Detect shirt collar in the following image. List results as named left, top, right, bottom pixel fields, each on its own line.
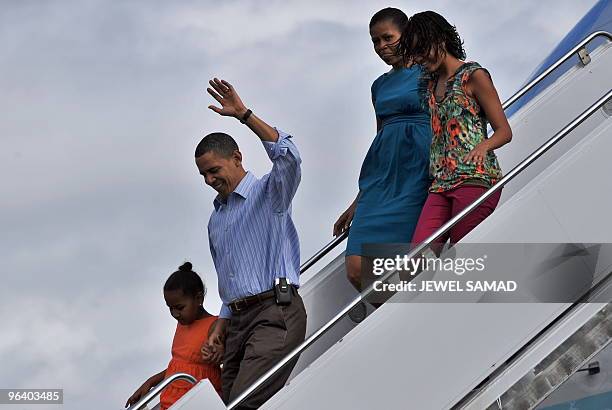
left=213, top=171, right=256, bottom=210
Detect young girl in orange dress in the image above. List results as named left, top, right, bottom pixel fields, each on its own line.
left=125, top=262, right=222, bottom=409
left=400, top=11, right=512, bottom=252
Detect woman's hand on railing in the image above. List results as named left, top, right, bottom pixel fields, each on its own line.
left=333, top=202, right=356, bottom=237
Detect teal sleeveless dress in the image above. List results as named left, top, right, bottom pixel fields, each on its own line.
left=346, top=66, right=432, bottom=256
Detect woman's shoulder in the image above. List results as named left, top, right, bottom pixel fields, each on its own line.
left=371, top=72, right=387, bottom=95
left=460, top=61, right=490, bottom=78
left=457, top=61, right=490, bottom=89
left=464, top=61, right=483, bottom=68
left=371, top=65, right=421, bottom=91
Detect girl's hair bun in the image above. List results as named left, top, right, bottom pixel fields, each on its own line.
left=178, top=261, right=193, bottom=272
left=165, top=261, right=205, bottom=298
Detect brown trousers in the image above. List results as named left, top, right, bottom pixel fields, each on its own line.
left=222, top=292, right=307, bottom=409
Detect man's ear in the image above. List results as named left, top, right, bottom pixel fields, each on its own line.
left=232, top=150, right=243, bottom=166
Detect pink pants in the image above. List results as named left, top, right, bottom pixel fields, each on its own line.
left=411, top=185, right=502, bottom=253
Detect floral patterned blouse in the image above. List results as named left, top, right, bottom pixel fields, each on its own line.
left=425, top=61, right=502, bottom=192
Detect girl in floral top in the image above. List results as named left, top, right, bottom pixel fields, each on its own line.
left=400, top=11, right=512, bottom=252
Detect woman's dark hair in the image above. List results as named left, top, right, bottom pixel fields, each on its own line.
left=399, top=11, right=466, bottom=62
left=369, top=7, right=408, bottom=31
left=163, top=262, right=206, bottom=298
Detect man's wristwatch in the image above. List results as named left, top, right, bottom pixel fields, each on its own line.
left=239, top=109, right=253, bottom=124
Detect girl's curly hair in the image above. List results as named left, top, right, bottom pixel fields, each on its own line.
left=399, top=11, right=466, bottom=63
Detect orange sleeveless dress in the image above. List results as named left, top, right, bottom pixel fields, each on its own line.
left=160, top=315, right=222, bottom=410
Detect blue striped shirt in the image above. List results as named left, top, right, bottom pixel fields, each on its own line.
left=207, top=129, right=301, bottom=319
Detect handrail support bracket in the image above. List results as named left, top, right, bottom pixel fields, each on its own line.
left=578, top=46, right=591, bottom=65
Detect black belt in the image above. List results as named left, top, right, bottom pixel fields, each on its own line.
left=228, top=286, right=298, bottom=314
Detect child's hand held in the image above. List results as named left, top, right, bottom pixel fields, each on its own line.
left=201, top=343, right=213, bottom=361
left=201, top=340, right=224, bottom=365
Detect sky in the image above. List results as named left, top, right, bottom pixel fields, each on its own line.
left=0, top=0, right=599, bottom=409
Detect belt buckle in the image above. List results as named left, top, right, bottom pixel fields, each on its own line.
left=232, top=298, right=247, bottom=312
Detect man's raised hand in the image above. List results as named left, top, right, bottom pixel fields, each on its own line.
left=207, top=78, right=248, bottom=119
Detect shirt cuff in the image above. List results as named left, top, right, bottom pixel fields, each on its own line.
left=219, top=303, right=232, bottom=319
left=262, top=128, right=292, bottom=160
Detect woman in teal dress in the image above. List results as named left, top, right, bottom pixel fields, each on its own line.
left=333, top=8, right=432, bottom=290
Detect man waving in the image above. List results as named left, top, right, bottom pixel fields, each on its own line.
left=198, top=78, right=307, bottom=409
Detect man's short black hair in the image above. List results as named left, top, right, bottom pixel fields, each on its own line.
left=195, top=132, right=239, bottom=158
